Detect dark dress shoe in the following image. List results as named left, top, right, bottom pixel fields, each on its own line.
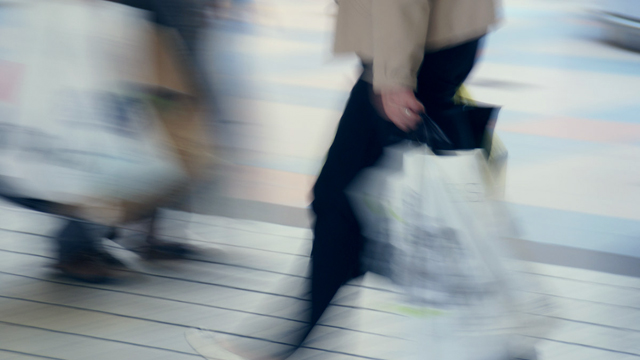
left=136, top=238, right=196, bottom=260
left=53, top=253, right=114, bottom=284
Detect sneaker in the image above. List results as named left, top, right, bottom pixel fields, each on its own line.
left=185, top=329, right=247, bottom=360
left=185, top=328, right=290, bottom=360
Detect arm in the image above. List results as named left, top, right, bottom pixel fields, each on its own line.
left=371, top=0, right=430, bottom=92
left=371, top=0, right=431, bottom=131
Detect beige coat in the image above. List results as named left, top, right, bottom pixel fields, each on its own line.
left=334, top=0, right=500, bottom=91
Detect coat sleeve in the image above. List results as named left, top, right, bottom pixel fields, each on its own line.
left=371, top=0, right=431, bottom=92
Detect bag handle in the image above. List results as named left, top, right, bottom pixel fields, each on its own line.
left=410, top=113, right=455, bottom=152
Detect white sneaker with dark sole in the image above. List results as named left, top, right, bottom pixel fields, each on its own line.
left=185, top=329, right=246, bottom=360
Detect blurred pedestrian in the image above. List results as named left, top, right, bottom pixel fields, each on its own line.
left=310, top=0, right=499, bottom=352
left=53, top=0, right=211, bottom=282
left=186, top=0, right=501, bottom=358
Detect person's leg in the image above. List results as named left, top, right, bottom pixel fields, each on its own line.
left=56, top=221, right=97, bottom=265
left=135, top=207, right=196, bottom=260
left=0, top=179, right=127, bottom=281
left=54, top=219, right=122, bottom=283
left=277, top=78, right=389, bottom=351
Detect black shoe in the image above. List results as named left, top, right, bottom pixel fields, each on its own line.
left=137, top=239, right=196, bottom=260
left=54, top=220, right=128, bottom=282
left=53, top=253, right=114, bottom=284
left=91, top=248, right=128, bottom=269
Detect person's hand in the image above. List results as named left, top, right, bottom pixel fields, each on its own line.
left=378, top=87, right=425, bottom=132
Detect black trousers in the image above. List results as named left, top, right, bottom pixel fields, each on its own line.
left=306, top=38, right=481, bottom=343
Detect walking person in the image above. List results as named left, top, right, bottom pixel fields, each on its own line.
left=70, top=0, right=213, bottom=277
left=186, top=0, right=505, bottom=358
left=49, top=0, right=210, bottom=282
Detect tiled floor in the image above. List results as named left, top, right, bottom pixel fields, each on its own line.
left=2, top=201, right=640, bottom=359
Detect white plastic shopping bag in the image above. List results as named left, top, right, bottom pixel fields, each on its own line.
left=0, top=1, right=187, bottom=222
left=349, top=139, right=553, bottom=359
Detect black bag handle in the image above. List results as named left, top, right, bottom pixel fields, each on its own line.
left=411, top=113, right=455, bottom=152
